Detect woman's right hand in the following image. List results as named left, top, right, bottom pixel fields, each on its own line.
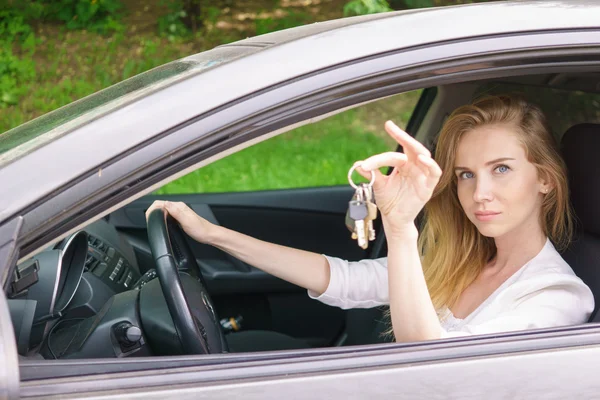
left=145, top=200, right=218, bottom=245
left=353, top=121, right=442, bottom=238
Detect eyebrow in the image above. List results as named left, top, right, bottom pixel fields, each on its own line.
left=454, top=157, right=516, bottom=171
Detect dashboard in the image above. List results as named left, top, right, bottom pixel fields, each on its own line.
left=8, top=219, right=143, bottom=357
left=86, top=231, right=139, bottom=292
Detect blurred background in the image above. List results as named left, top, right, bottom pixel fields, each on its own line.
left=0, top=0, right=495, bottom=193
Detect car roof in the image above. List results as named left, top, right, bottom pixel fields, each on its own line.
left=218, top=0, right=596, bottom=51
left=1, top=0, right=599, bottom=225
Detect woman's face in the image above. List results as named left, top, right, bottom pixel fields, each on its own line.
left=454, top=124, right=549, bottom=239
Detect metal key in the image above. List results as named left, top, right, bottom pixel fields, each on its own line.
left=346, top=164, right=378, bottom=249
left=345, top=184, right=368, bottom=236
left=345, top=186, right=362, bottom=237
left=348, top=197, right=369, bottom=249
left=363, top=184, right=378, bottom=241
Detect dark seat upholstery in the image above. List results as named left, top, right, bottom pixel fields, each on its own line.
left=561, top=123, right=600, bottom=321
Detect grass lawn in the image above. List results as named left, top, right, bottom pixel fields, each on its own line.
left=157, top=91, right=421, bottom=194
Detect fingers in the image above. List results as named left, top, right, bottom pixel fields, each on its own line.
left=417, top=154, right=442, bottom=188
left=356, top=150, right=441, bottom=184
left=417, top=154, right=442, bottom=176
left=145, top=200, right=166, bottom=221
left=164, top=201, right=193, bottom=221
left=145, top=200, right=194, bottom=225
left=352, top=161, right=385, bottom=182
left=360, top=152, right=408, bottom=171
left=384, top=121, right=431, bottom=158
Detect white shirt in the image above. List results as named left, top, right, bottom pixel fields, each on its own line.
left=309, top=239, right=594, bottom=338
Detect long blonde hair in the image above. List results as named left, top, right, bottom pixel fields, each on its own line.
left=421, top=94, right=573, bottom=310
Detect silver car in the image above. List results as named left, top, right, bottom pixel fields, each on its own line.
left=1, top=0, right=600, bottom=398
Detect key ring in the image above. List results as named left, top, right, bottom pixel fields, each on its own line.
left=348, top=163, right=375, bottom=190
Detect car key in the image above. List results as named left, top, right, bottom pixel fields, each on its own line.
left=345, top=187, right=361, bottom=237
left=363, top=184, right=378, bottom=241
left=347, top=164, right=377, bottom=249
left=348, top=196, right=369, bottom=249
left=345, top=183, right=369, bottom=238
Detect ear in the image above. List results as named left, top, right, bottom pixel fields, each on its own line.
left=540, top=185, right=551, bottom=194
left=538, top=175, right=554, bottom=194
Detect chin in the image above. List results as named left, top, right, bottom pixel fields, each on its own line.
left=473, top=223, right=507, bottom=238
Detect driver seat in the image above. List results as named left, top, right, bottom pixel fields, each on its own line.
left=561, top=123, right=600, bottom=321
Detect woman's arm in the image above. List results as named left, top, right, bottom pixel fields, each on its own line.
left=386, top=227, right=441, bottom=342
left=209, top=223, right=331, bottom=294
left=310, top=256, right=390, bottom=309
left=146, top=200, right=331, bottom=295
left=358, top=121, right=444, bottom=342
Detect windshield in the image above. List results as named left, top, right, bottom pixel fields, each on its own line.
left=0, top=46, right=258, bottom=167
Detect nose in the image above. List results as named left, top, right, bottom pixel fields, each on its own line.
left=473, top=176, right=494, bottom=203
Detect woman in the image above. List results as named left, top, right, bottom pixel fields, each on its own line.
left=146, top=95, right=594, bottom=342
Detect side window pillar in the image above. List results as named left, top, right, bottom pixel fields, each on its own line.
left=0, top=217, right=23, bottom=399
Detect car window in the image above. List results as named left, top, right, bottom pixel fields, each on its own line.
left=474, top=83, right=600, bottom=140
left=156, top=90, right=422, bottom=194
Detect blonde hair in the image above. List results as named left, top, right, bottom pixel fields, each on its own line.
left=421, top=94, right=573, bottom=310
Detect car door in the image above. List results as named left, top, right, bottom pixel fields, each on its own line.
left=9, top=5, right=600, bottom=398
left=106, top=89, right=424, bottom=347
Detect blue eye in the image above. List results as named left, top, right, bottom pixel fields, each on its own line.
left=495, top=165, right=510, bottom=174
left=459, top=171, right=474, bottom=180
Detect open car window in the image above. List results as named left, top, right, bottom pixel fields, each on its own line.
left=155, top=90, right=422, bottom=195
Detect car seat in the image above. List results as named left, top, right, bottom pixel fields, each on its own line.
left=560, top=123, right=600, bottom=321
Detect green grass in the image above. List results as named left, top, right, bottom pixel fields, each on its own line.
left=156, top=91, right=420, bottom=194
left=0, top=28, right=232, bottom=133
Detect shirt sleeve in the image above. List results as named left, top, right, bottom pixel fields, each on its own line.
left=307, top=255, right=390, bottom=309
left=441, top=274, right=595, bottom=338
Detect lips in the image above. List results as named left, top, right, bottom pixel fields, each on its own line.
left=474, top=211, right=501, bottom=222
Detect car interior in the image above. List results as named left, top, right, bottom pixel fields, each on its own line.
left=7, top=71, right=600, bottom=360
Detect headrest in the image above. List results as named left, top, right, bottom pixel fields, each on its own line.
left=561, top=123, right=600, bottom=236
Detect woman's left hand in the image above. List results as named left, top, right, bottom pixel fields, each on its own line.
left=354, top=121, right=442, bottom=237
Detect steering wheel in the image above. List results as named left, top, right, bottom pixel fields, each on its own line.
left=146, top=208, right=227, bottom=354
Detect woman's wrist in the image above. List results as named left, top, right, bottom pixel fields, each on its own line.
left=384, top=221, right=419, bottom=242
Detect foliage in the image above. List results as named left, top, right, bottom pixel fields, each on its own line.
left=344, top=0, right=477, bottom=14
left=0, top=10, right=36, bottom=107
left=343, top=0, right=393, bottom=16
left=41, top=0, right=124, bottom=33
left=255, top=10, right=314, bottom=36
left=158, top=0, right=221, bottom=39
left=156, top=109, right=395, bottom=194
left=403, top=0, right=434, bottom=7
left=395, top=0, right=480, bottom=8
left=157, top=2, right=190, bottom=39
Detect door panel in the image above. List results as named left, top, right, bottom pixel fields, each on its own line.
left=108, top=186, right=366, bottom=346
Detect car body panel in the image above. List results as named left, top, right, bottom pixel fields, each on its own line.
left=19, top=324, right=600, bottom=398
